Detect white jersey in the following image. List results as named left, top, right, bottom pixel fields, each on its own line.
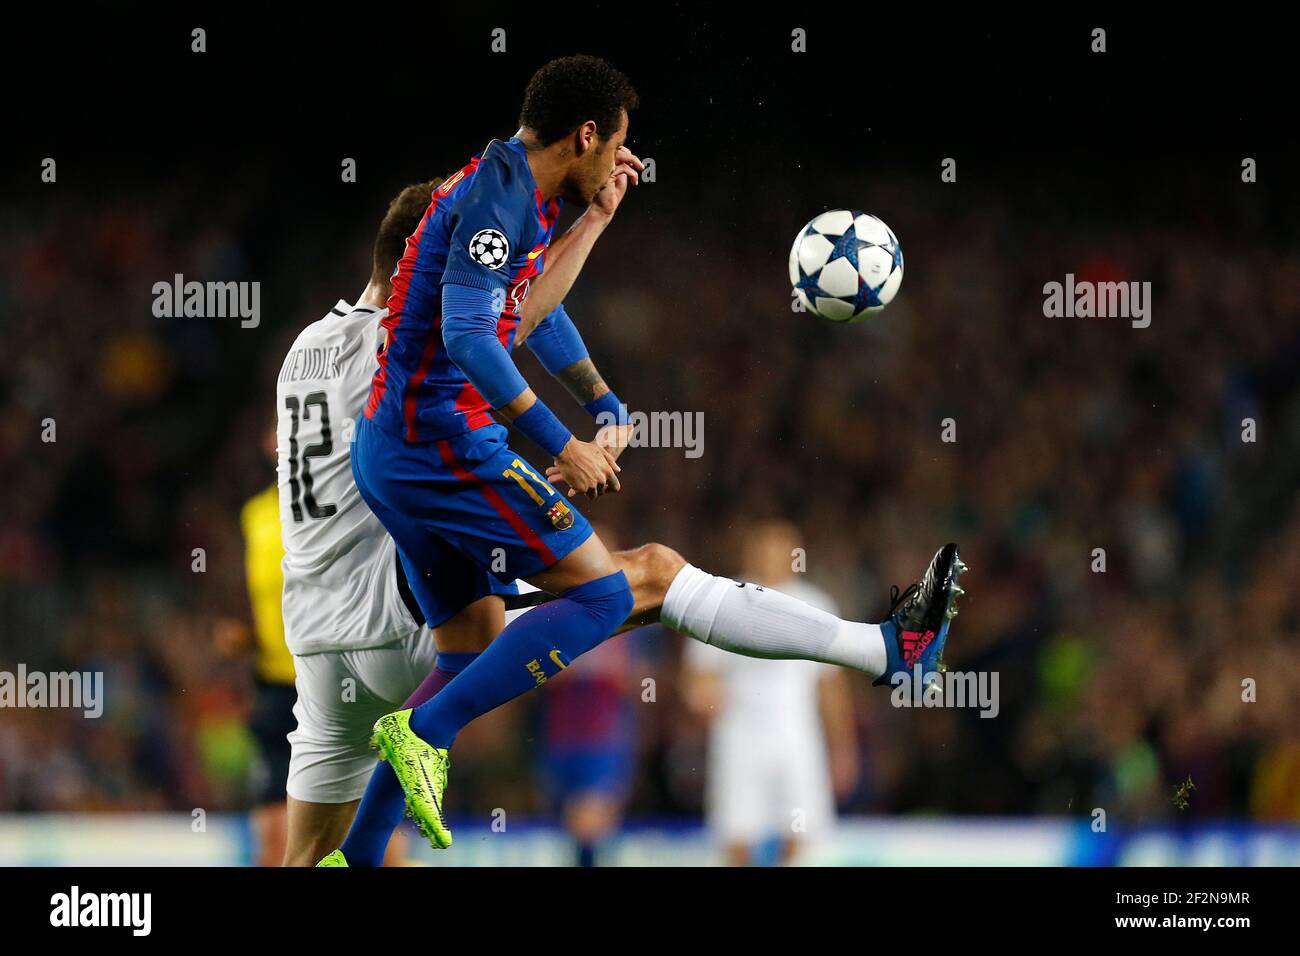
left=276, top=300, right=417, bottom=655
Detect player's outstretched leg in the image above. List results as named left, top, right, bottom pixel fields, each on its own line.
left=631, top=541, right=966, bottom=687
left=332, top=543, right=965, bottom=860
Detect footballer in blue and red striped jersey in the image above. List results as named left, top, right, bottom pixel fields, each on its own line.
left=330, top=57, right=972, bottom=865
left=364, top=139, right=562, bottom=444
left=352, top=60, right=643, bottom=631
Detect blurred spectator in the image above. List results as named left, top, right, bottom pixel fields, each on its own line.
left=683, top=520, right=859, bottom=864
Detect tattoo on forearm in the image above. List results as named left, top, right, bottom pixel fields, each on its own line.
left=557, top=358, right=609, bottom=405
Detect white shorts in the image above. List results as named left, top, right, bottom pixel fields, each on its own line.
left=706, top=732, right=836, bottom=845
left=286, top=624, right=435, bottom=804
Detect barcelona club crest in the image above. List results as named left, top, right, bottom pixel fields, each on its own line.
left=547, top=500, right=574, bottom=531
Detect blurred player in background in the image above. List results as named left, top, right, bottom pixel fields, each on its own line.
left=536, top=525, right=639, bottom=867
left=212, top=426, right=296, bottom=866
left=684, top=520, right=859, bottom=866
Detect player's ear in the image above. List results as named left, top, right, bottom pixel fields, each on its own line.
left=574, top=120, right=598, bottom=155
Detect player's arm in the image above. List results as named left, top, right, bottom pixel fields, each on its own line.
left=526, top=303, right=634, bottom=460
left=514, top=214, right=607, bottom=345
left=440, top=163, right=625, bottom=497
left=515, top=146, right=642, bottom=343
left=440, top=285, right=620, bottom=498
left=528, top=305, right=636, bottom=502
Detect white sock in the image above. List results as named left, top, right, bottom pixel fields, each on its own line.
left=661, top=564, right=886, bottom=676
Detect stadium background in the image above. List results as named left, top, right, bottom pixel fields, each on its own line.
left=1, top=11, right=1297, bottom=864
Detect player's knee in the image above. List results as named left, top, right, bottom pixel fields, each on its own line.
left=564, top=570, right=635, bottom=641
left=618, top=543, right=685, bottom=604
left=643, top=543, right=686, bottom=594
left=602, top=571, right=635, bottom=627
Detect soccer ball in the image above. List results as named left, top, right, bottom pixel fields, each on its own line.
left=789, top=210, right=904, bottom=322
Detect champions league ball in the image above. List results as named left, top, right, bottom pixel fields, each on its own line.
left=789, top=210, right=904, bottom=322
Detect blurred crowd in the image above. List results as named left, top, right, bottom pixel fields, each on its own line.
left=1, top=159, right=1297, bottom=829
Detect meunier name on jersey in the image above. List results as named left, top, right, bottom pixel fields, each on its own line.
left=279, top=344, right=344, bottom=384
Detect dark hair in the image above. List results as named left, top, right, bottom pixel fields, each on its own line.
left=519, top=55, right=638, bottom=147
left=371, top=179, right=442, bottom=283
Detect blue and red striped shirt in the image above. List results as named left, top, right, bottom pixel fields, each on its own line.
left=365, top=137, right=564, bottom=443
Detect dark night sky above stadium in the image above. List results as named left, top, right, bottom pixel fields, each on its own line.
left=4, top=9, right=1294, bottom=185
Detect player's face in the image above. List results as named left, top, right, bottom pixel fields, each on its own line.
left=566, top=110, right=629, bottom=205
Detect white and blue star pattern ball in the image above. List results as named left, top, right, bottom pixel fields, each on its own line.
left=469, top=228, right=510, bottom=269
left=789, top=210, right=904, bottom=322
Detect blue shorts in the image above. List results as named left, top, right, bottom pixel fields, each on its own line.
left=353, top=416, right=592, bottom=628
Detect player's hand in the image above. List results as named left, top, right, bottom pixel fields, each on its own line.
left=547, top=423, right=631, bottom=492
left=553, top=436, right=621, bottom=499
left=594, top=421, right=635, bottom=461
left=589, top=147, right=643, bottom=219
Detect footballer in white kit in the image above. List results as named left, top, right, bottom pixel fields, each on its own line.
left=276, top=298, right=436, bottom=804
left=277, top=293, right=541, bottom=790
left=277, top=291, right=543, bottom=846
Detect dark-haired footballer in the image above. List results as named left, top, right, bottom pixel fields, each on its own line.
left=344, top=55, right=642, bottom=854
left=323, top=55, right=966, bottom=864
